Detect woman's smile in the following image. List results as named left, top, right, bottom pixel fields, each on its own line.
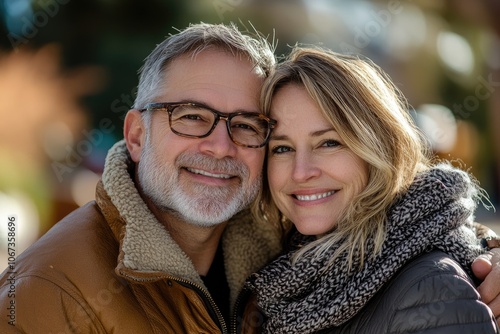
left=267, top=84, right=369, bottom=236
left=293, top=190, right=336, bottom=202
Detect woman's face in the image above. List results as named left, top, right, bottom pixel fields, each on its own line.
left=267, top=84, right=369, bottom=236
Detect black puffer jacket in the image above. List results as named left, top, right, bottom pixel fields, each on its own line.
left=248, top=164, right=499, bottom=333
left=319, top=250, right=498, bottom=333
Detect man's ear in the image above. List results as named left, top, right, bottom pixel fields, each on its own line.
left=124, top=109, right=146, bottom=163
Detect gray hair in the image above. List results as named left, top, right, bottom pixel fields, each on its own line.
left=133, top=22, right=276, bottom=110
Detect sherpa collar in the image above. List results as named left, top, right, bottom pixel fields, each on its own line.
left=99, top=139, right=204, bottom=285
left=96, top=140, right=281, bottom=303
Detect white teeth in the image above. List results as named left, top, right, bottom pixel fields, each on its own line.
left=187, top=168, right=232, bottom=179
left=295, top=191, right=335, bottom=201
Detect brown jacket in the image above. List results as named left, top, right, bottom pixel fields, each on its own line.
left=0, top=140, right=281, bottom=333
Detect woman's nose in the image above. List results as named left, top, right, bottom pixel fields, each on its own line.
left=291, top=152, right=321, bottom=183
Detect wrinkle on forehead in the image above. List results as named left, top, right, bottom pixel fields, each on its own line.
left=158, top=50, right=263, bottom=113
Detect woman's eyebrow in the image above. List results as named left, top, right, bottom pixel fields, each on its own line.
left=269, top=134, right=289, bottom=141
left=269, top=128, right=335, bottom=141
left=311, top=128, right=336, bottom=137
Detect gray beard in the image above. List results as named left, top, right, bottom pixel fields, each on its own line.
left=137, top=138, right=261, bottom=227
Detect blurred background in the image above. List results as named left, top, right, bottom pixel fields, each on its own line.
left=0, top=0, right=499, bottom=261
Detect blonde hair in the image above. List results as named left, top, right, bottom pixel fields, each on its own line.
left=253, top=47, right=431, bottom=271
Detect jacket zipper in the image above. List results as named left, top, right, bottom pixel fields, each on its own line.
left=119, top=271, right=228, bottom=334
left=230, top=286, right=251, bottom=334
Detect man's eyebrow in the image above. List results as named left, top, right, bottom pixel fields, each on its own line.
left=178, top=99, right=260, bottom=114
left=270, top=128, right=335, bottom=141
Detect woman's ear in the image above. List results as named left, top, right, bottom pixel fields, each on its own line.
left=124, top=109, right=146, bottom=163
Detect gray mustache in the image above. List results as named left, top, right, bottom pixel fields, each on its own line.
left=176, top=153, right=250, bottom=178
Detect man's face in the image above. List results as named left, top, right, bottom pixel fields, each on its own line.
left=129, top=49, right=265, bottom=226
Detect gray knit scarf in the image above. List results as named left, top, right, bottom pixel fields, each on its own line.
left=246, top=164, right=486, bottom=334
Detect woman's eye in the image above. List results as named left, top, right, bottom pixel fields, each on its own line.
left=321, top=139, right=341, bottom=148
left=271, top=145, right=292, bottom=154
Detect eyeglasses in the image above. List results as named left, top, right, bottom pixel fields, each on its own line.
left=139, top=102, right=277, bottom=148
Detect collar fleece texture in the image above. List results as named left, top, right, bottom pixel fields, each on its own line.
left=99, top=140, right=281, bottom=303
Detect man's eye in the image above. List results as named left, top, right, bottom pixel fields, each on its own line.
left=182, top=114, right=203, bottom=121
left=232, top=123, right=258, bottom=133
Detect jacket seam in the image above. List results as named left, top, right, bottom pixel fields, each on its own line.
left=129, top=284, right=160, bottom=334
left=387, top=267, right=478, bottom=332
left=10, top=272, right=106, bottom=332
left=396, top=320, right=498, bottom=334
left=392, top=272, right=475, bottom=313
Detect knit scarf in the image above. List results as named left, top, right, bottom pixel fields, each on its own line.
left=246, top=164, right=486, bottom=334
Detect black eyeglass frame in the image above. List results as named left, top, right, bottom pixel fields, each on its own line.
left=139, top=102, right=277, bottom=148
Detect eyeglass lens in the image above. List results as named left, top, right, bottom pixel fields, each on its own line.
left=170, top=105, right=270, bottom=147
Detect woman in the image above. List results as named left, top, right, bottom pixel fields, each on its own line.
left=246, top=47, right=499, bottom=333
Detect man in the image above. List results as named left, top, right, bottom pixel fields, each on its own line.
left=0, top=23, right=499, bottom=333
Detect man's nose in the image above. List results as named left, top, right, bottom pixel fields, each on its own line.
left=198, top=120, right=238, bottom=158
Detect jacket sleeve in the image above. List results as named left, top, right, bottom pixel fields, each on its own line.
left=380, top=251, right=499, bottom=334
left=0, top=273, right=106, bottom=334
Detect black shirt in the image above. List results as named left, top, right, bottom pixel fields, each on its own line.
left=200, top=243, right=230, bottom=325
